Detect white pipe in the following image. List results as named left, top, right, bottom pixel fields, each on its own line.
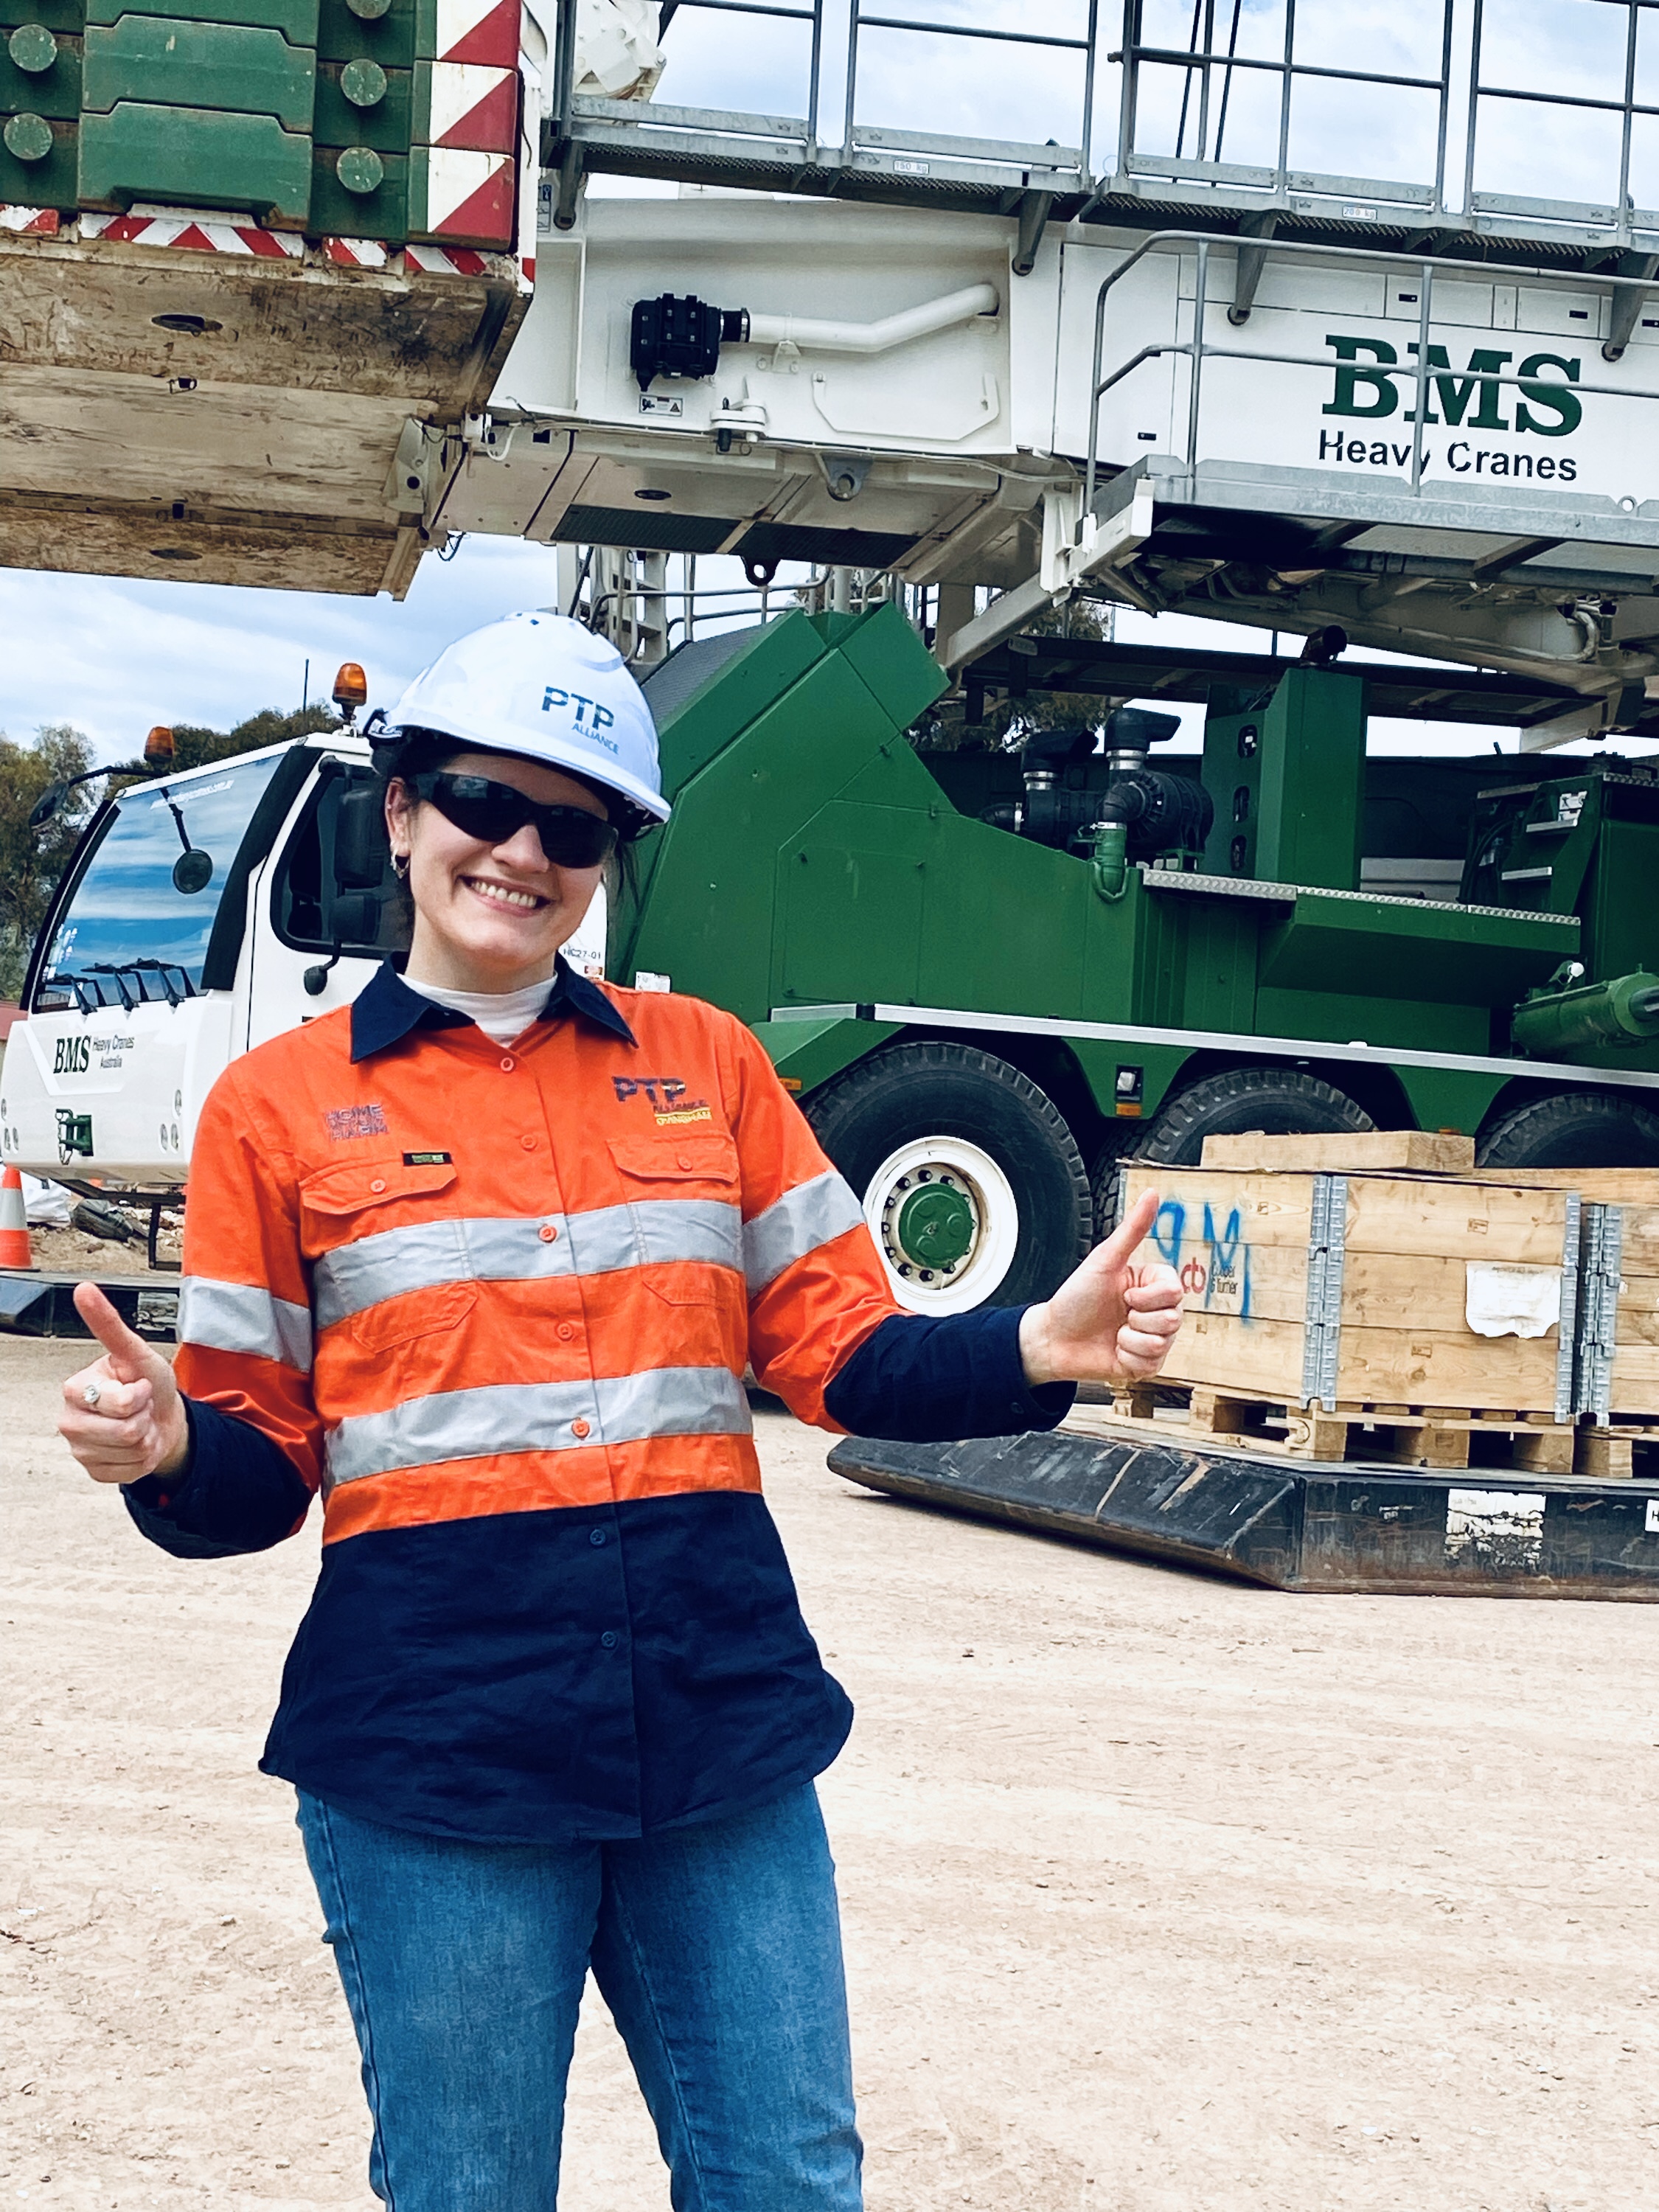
left=741, top=282, right=998, bottom=357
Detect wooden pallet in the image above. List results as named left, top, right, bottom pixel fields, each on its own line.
left=1082, top=1381, right=1589, bottom=1476
left=1573, top=1422, right=1659, bottom=1480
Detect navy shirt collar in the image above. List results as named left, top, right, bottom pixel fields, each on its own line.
left=350, top=957, right=636, bottom=1063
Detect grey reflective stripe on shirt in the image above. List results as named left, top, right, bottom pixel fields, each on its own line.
left=178, top=1276, right=314, bottom=1374
left=313, top=1201, right=744, bottom=1329
left=742, top=1170, right=865, bottom=1295
left=323, top=1363, right=753, bottom=1489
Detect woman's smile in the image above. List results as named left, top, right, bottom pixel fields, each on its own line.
left=460, top=874, right=550, bottom=914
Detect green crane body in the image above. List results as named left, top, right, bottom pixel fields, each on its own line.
left=614, top=603, right=1658, bottom=1164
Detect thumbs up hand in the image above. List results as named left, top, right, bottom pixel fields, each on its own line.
left=1018, top=1186, right=1186, bottom=1387
left=59, top=1283, right=189, bottom=1486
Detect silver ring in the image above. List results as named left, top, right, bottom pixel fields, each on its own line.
left=81, top=1382, right=101, bottom=1408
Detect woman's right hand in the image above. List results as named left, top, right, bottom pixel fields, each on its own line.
left=59, top=1283, right=189, bottom=1487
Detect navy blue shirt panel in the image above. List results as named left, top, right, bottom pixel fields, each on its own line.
left=123, top=1399, right=312, bottom=1559
left=824, top=1304, right=1076, bottom=1439
left=258, top=1494, right=852, bottom=1844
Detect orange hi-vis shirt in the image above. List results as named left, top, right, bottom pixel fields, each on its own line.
left=126, top=961, right=1076, bottom=1842
left=153, top=960, right=905, bottom=1841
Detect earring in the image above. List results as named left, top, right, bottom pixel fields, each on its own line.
left=392, top=852, right=410, bottom=881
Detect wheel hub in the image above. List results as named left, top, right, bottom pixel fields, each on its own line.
left=893, top=1175, right=976, bottom=1269
left=863, top=1135, right=1019, bottom=1312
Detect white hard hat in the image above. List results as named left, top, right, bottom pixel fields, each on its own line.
left=384, top=611, right=670, bottom=824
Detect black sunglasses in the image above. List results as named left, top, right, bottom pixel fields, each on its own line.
left=410, top=772, right=619, bottom=869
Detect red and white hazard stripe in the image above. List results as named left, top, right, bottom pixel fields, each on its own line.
left=324, top=236, right=392, bottom=268
left=413, top=144, right=515, bottom=245
left=427, top=59, right=518, bottom=153
left=406, top=0, right=521, bottom=245
left=81, top=204, right=303, bottom=257
left=402, top=239, right=500, bottom=277
left=7, top=188, right=532, bottom=279
left=432, top=0, right=520, bottom=69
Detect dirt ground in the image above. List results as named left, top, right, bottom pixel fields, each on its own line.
left=24, top=1228, right=167, bottom=1279
left=4, top=1336, right=1658, bottom=2212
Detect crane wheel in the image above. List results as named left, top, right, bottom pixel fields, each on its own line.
left=1477, top=1088, right=1659, bottom=1169
left=1125, top=1065, right=1374, bottom=1168
left=804, top=1041, right=1091, bottom=1312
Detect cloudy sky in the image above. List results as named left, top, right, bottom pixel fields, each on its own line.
left=1, top=0, right=1646, bottom=762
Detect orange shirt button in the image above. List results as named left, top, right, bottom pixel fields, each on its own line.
left=538, top=1222, right=559, bottom=1243
left=571, top=1416, right=591, bottom=1439
left=369, top=1178, right=386, bottom=1193
left=557, top=1321, right=576, bottom=1341
left=676, top=1153, right=693, bottom=1170
left=500, top=1056, right=516, bottom=1071
left=521, top=1135, right=538, bottom=1151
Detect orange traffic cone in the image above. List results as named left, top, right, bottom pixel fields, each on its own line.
left=0, top=1164, right=35, bottom=1270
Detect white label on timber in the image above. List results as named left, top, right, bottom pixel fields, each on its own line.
left=1445, top=1489, right=1546, bottom=1573
left=1646, top=1498, right=1659, bottom=1536
left=1465, top=1263, right=1561, bottom=1340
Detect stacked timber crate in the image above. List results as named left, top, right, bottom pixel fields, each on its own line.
left=1116, top=1133, right=1659, bottom=1478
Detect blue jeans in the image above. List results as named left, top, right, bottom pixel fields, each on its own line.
left=296, top=1784, right=863, bottom=2212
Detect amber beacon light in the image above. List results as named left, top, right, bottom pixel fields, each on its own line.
left=333, top=662, right=369, bottom=714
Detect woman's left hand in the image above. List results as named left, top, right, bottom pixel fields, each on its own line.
left=1018, top=1186, right=1184, bottom=1388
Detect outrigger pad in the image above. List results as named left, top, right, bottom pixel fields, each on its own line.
left=827, top=1430, right=1659, bottom=1600
left=0, top=1271, right=179, bottom=1341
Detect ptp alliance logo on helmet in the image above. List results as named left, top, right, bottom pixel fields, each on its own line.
left=543, top=686, right=620, bottom=755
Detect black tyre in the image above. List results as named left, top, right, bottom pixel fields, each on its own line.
left=804, top=1041, right=1091, bottom=1310
left=1477, top=1089, right=1659, bottom=1169
left=1129, top=1065, right=1374, bottom=1167
left=1088, top=1142, right=1129, bottom=1245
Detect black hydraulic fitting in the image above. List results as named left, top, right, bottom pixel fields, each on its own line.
left=630, top=294, right=751, bottom=389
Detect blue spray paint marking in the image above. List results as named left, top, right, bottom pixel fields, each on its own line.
left=1152, top=1200, right=1186, bottom=1268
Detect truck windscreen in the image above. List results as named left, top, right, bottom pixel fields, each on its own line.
left=32, top=754, right=285, bottom=1013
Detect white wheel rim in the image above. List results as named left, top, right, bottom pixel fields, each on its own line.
left=862, top=1135, right=1020, bottom=1314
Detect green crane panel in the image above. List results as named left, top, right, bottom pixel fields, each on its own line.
left=1259, top=889, right=1576, bottom=1005
left=625, top=608, right=1634, bottom=1158
left=77, top=100, right=311, bottom=216
left=84, top=0, right=317, bottom=35
left=0, top=0, right=83, bottom=31
left=82, top=18, right=314, bottom=124
left=1203, top=669, right=1366, bottom=890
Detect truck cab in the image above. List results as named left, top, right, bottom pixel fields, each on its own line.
left=7, top=737, right=388, bottom=1192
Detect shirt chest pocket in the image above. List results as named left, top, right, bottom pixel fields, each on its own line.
left=607, top=1133, right=742, bottom=1304
left=302, top=1157, right=480, bottom=1352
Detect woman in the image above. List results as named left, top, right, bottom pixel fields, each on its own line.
left=60, top=612, right=1184, bottom=2211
